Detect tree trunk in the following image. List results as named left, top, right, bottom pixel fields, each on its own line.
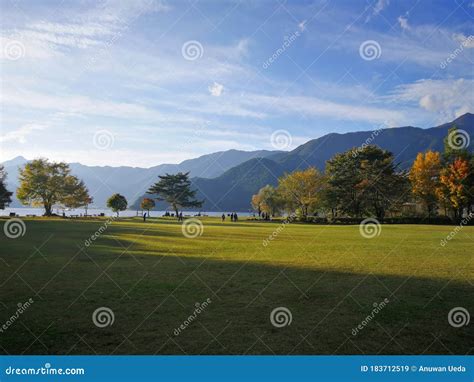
left=44, top=203, right=52, bottom=216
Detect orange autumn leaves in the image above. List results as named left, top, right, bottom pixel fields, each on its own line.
left=409, top=150, right=471, bottom=216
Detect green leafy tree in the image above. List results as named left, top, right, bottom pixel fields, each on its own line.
left=140, top=197, right=155, bottom=214
left=17, top=159, right=87, bottom=216
left=107, top=193, right=127, bottom=217
left=0, top=165, right=13, bottom=209
left=326, top=146, right=408, bottom=220
left=147, top=172, right=202, bottom=217
left=62, top=178, right=91, bottom=211
left=357, top=146, right=409, bottom=220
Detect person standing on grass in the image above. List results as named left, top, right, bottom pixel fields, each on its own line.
left=222, top=213, right=225, bottom=222
left=179, top=212, right=183, bottom=221
left=143, top=212, right=147, bottom=222
left=234, top=213, right=238, bottom=222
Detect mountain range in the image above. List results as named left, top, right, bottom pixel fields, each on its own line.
left=2, top=113, right=473, bottom=212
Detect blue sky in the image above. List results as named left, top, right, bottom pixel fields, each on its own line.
left=1, top=0, right=473, bottom=167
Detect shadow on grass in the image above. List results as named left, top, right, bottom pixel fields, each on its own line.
left=0, top=225, right=471, bottom=356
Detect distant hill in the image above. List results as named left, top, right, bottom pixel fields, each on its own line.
left=1, top=149, right=281, bottom=208
left=168, top=113, right=473, bottom=212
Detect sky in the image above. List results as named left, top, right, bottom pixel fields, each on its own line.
left=0, top=0, right=473, bottom=167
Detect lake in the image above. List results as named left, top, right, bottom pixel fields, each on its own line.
left=0, top=208, right=253, bottom=218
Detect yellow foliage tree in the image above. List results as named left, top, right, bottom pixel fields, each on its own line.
left=408, top=151, right=441, bottom=217
left=277, top=167, right=326, bottom=219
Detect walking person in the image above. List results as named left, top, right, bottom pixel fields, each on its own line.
left=179, top=212, right=183, bottom=221
left=234, top=212, right=238, bottom=222
left=143, top=212, right=147, bottom=222
left=222, top=213, right=225, bottom=222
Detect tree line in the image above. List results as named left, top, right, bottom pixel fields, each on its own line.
left=0, top=160, right=202, bottom=218
left=252, top=127, right=473, bottom=222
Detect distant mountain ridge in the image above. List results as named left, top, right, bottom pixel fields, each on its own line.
left=1, top=149, right=281, bottom=208
left=185, top=113, right=473, bottom=212
left=3, top=113, right=473, bottom=212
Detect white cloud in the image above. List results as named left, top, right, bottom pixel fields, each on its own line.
left=298, top=20, right=307, bottom=32
left=0, top=124, right=45, bottom=144
left=208, top=82, right=224, bottom=97
left=452, top=33, right=474, bottom=48
left=397, top=16, right=410, bottom=31
left=365, top=0, right=389, bottom=22
left=389, top=79, right=474, bottom=122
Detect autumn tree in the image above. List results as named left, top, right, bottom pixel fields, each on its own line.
left=17, top=159, right=88, bottom=216
left=140, top=197, right=155, bottom=215
left=0, top=165, right=12, bottom=209
left=147, top=172, right=202, bottom=218
left=251, top=185, right=283, bottom=216
left=409, top=151, right=442, bottom=217
left=277, top=167, right=326, bottom=220
left=437, top=158, right=471, bottom=220
left=107, top=193, right=128, bottom=217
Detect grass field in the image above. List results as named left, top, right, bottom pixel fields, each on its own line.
left=0, top=217, right=472, bottom=355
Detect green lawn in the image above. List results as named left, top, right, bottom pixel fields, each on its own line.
left=0, top=217, right=472, bottom=355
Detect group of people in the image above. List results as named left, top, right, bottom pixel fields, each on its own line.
left=222, top=212, right=238, bottom=222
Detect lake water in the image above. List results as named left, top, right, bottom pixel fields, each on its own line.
left=0, top=208, right=253, bottom=218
